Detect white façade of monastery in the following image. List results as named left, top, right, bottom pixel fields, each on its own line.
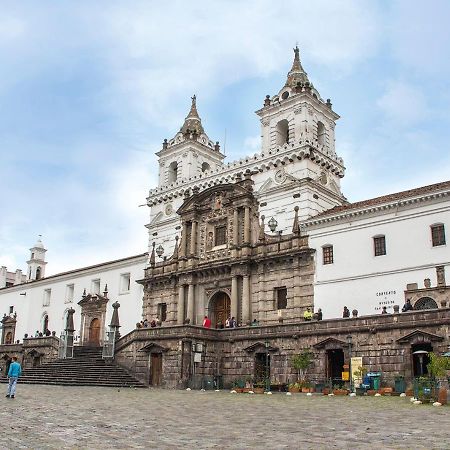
left=0, top=48, right=448, bottom=342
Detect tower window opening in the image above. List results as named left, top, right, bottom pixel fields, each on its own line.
left=317, top=121, right=326, bottom=146
left=201, top=162, right=210, bottom=173
left=36, top=267, right=42, bottom=280
left=168, top=161, right=178, bottom=183
left=276, top=119, right=289, bottom=146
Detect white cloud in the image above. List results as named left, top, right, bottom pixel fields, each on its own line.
left=243, top=135, right=261, bottom=153
left=377, top=81, right=429, bottom=126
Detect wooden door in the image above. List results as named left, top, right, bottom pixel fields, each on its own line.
left=151, top=353, right=163, bottom=386
left=212, top=293, right=231, bottom=328
left=89, top=318, right=101, bottom=345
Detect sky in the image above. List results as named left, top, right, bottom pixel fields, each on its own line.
left=1, top=0, right=450, bottom=276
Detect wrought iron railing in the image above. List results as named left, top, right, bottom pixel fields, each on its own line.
left=58, top=332, right=74, bottom=359
left=102, top=330, right=116, bottom=359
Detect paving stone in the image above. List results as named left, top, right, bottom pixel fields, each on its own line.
left=1, top=385, right=450, bottom=449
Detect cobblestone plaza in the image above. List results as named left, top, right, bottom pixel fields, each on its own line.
left=1, top=385, right=450, bottom=449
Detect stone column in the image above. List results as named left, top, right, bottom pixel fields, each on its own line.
left=190, top=221, right=197, bottom=256
left=233, top=209, right=239, bottom=246
left=231, top=276, right=238, bottom=320
left=180, top=222, right=187, bottom=257
left=242, top=275, right=251, bottom=325
left=187, top=284, right=195, bottom=324
left=243, top=207, right=250, bottom=244
left=177, top=285, right=185, bottom=325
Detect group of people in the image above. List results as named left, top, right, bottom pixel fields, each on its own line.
left=303, top=308, right=322, bottom=321
left=136, top=318, right=162, bottom=328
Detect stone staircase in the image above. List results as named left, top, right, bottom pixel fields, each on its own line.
left=1, top=347, right=144, bottom=388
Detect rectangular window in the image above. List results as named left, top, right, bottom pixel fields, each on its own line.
left=43, top=289, right=51, bottom=307
left=373, top=236, right=386, bottom=256
left=9, top=306, right=13, bottom=314
left=120, top=273, right=131, bottom=294
left=322, top=245, right=334, bottom=265
left=91, top=279, right=101, bottom=295
left=275, top=287, right=287, bottom=309
left=65, top=284, right=74, bottom=303
left=431, top=224, right=446, bottom=247
left=157, top=303, right=167, bottom=322
left=215, top=225, right=227, bottom=246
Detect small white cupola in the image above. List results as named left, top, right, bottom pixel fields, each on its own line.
left=27, top=236, right=47, bottom=281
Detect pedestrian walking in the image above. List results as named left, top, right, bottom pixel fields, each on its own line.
left=6, top=356, right=21, bottom=399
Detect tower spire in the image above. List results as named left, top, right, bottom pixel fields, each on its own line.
left=285, top=45, right=309, bottom=88
left=180, top=94, right=205, bottom=136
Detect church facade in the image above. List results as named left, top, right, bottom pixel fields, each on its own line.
left=1, top=48, right=449, bottom=389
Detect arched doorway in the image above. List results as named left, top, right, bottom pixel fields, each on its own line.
left=89, top=318, right=101, bottom=346
left=209, top=291, right=231, bottom=328
left=414, top=297, right=438, bottom=310
left=5, top=332, right=12, bottom=345
left=412, top=343, right=433, bottom=376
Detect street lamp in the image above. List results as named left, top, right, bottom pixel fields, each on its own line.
left=413, top=350, right=429, bottom=376
left=265, top=339, right=271, bottom=392
left=268, top=217, right=278, bottom=233
left=347, top=334, right=353, bottom=392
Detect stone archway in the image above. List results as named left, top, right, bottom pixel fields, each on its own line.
left=414, top=297, right=438, bottom=310
left=208, top=291, right=231, bottom=328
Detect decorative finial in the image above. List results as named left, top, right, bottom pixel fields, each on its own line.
left=292, top=206, right=300, bottom=235
left=259, top=215, right=266, bottom=242
left=150, top=242, right=156, bottom=266
left=82, top=288, right=86, bottom=298
left=191, top=94, right=196, bottom=106
left=103, top=284, right=108, bottom=297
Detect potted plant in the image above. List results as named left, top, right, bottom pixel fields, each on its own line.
left=291, top=350, right=313, bottom=384
left=232, top=378, right=245, bottom=393
left=288, top=382, right=301, bottom=393
left=253, top=381, right=265, bottom=394
left=301, top=381, right=314, bottom=393
left=427, top=352, right=449, bottom=404
left=332, top=384, right=348, bottom=395
left=242, top=377, right=253, bottom=393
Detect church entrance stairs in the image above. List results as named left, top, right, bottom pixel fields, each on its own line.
left=1, top=346, right=145, bottom=388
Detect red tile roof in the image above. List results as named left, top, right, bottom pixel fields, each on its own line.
left=313, top=180, right=450, bottom=219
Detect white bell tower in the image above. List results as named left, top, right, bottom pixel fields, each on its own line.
left=156, top=95, right=225, bottom=187
left=27, top=236, right=47, bottom=281
left=255, top=46, right=346, bottom=216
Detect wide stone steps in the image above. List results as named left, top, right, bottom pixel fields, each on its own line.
left=1, top=346, right=144, bottom=388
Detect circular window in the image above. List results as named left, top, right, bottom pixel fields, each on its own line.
left=281, top=91, right=289, bottom=100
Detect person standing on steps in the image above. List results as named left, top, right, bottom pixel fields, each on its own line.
left=6, top=356, right=21, bottom=399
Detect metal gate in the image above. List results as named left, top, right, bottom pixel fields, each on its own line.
left=58, top=332, right=74, bottom=359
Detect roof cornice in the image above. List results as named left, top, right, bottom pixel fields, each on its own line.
left=147, top=143, right=345, bottom=205
left=304, top=188, right=450, bottom=227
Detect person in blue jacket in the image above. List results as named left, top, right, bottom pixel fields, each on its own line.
left=6, top=356, right=22, bottom=399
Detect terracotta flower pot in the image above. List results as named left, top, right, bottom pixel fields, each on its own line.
left=332, top=389, right=348, bottom=396
left=253, top=387, right=265, bottom=394
left=288, top=387, right=300, bottom=393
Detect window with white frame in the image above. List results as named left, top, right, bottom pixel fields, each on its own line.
left=43, top=289, right=51, bottom=307
left=65, top=284, right=74, bottom=303
left=91, top=279, right=101, bottom=294
left=373, top=235, right=386, bottom=256
left=120, top=273, right=131, bottom=294
left=322, top=245, right=334, bottom=265
left=431, top=223, right=446, bottom=247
